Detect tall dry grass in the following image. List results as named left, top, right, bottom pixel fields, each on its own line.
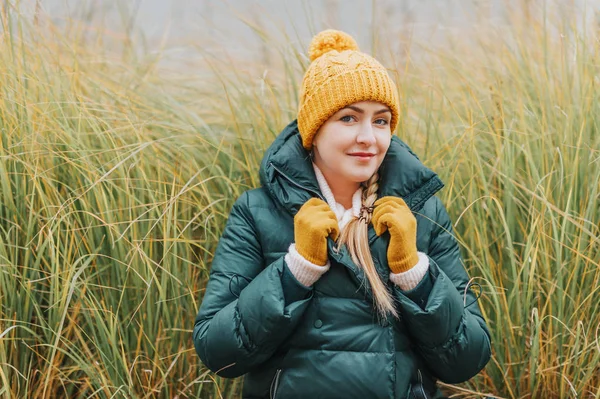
left=0, top=1, right=598, bottom=398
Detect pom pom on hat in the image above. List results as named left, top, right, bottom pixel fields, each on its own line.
left=308, top=29, right=359, bottom=61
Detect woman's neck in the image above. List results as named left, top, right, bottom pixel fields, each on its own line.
left=328, top=181, right=359, bottom=209
left=313, top=162, right=360, bottom=209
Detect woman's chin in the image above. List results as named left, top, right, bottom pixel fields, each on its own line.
left=347, top=169, right=377, bottom=183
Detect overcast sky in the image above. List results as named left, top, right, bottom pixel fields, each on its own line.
left=11, top=0, right=598, bottom=66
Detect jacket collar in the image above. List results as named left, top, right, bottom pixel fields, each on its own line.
left=259, top=119, right=445, bottom=216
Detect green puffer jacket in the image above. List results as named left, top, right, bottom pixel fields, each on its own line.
left=193, top=120, right=491, bottom=399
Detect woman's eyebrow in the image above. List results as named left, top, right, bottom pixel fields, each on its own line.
left=342, top=105, right=391, bottom=115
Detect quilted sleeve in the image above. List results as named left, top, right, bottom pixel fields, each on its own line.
left=394, top=196, right=492, bottom=383
left=192, top=191, right=313, bottom=378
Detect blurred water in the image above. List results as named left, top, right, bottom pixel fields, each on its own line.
left=9, top=0, right=600, bottom=66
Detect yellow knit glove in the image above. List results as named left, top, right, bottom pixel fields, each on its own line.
left=372, top=196, right=419, bottom=274
left=294, top=198, right=340, bottom=266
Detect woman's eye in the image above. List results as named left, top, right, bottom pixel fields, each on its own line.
left=374, top=119, right=389, bottom=125
left=340, top=115, right=354, bottom=122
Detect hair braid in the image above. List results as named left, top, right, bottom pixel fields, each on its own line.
left=336, top=172, right=399, bottom=321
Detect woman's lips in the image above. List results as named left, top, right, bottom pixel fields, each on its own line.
left=349, top=153, right=376, bottom=161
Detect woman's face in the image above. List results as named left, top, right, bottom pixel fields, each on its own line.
left=312, top=101, right=392, bottom=186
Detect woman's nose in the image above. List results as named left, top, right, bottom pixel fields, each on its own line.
left=356, top=123, right=376, bottom=145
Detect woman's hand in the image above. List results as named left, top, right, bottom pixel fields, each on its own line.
left=372, top=196, right=419, bottom=274
left=294, top=198, right=340, bottom=266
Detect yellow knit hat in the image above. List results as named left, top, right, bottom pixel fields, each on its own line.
left=297, top=29, right=400, bottom=150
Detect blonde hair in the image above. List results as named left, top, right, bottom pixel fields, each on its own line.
left=335, top=172, right=399, bottom=321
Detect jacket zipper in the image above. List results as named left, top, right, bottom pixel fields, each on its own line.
left=270, top=368, right=282, bottom=399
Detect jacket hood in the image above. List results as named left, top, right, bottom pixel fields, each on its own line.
left=259, top=119, right=445, bottom=216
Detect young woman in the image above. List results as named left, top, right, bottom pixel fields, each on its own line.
left=193, top=29, right=491, bottom=399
